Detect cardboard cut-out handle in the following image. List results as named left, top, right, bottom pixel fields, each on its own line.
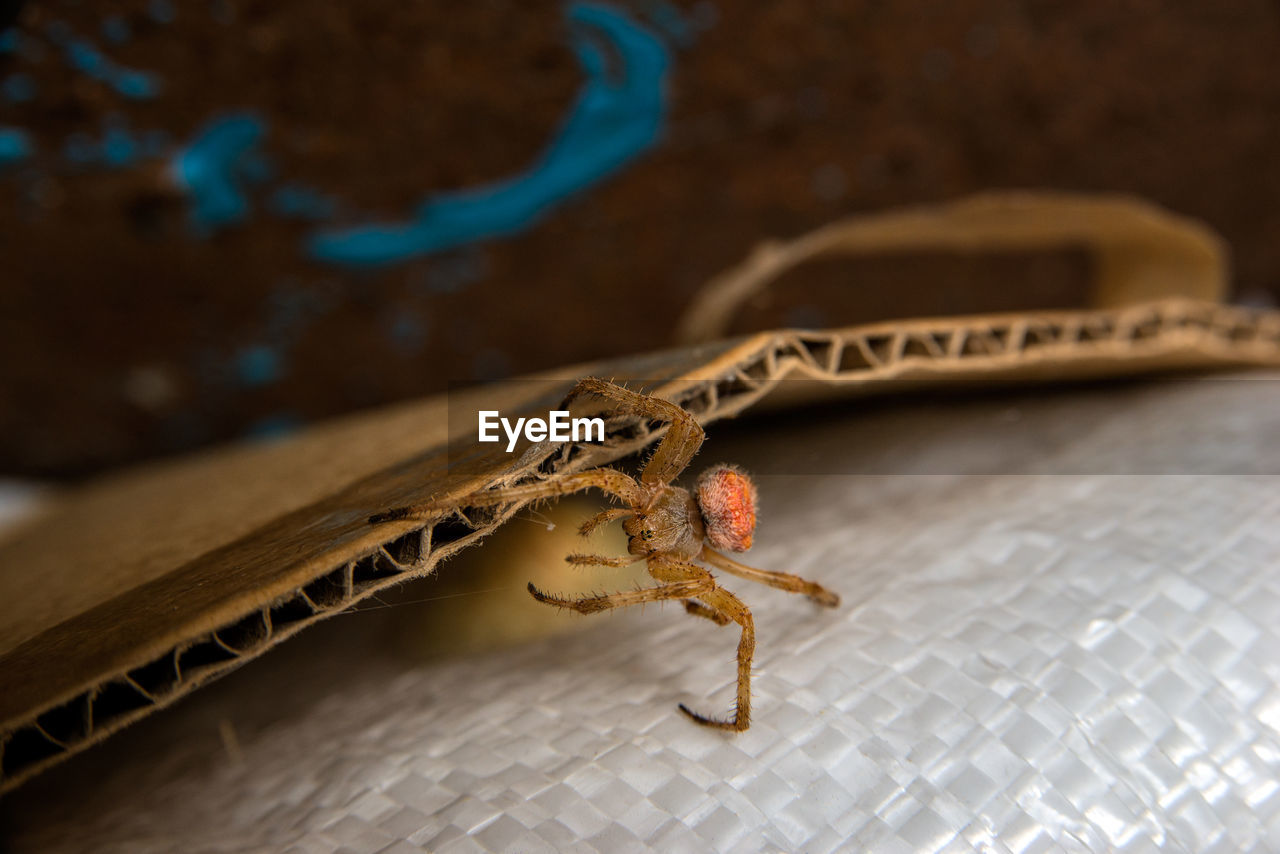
left=675, top=191, right=1229, bottom=344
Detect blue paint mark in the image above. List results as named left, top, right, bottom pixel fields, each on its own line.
left=63, top=117, right=168, bottom=168
left=101, top=120, right=140, bottom=166
left=3, top=73, right=35, bottom=102
left=245, top=412, right=302, bottom=440
left=47, top=23, right=161, bottom=99
left=102, top=16, right=131, bottom=44
left=307, top=2, right=672, bottom=267
left=0, top=32, right=18, bottom=54
left=149, top=0, right=177, bottom=24
left=171, top=113, right=269, bottom=231
left=236, top=345, right=282, bottom=387
left=0, top=128, right=32, bottom=166
left=269, top=184, right=337, bottom=220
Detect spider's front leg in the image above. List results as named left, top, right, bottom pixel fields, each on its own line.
left=369, top=468, right=642, bottom=524
left=577, top=507, right=634, bottom=537
left=560, top=378, right=705, bottom=487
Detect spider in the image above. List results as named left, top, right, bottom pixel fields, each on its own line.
left=370, top=378, right=840, bottom=731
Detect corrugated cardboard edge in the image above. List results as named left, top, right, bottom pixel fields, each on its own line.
left=674, top=191, right=1229, bottom=344
left=1, top=297, right=1278, bottom=794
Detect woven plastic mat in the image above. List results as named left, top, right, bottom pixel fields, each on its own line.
left=4, top=371, right=1277, bottom=853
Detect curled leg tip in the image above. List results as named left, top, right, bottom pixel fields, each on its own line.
left=677, top=702, right=702, bottom=722
left=677, top=703, right=748, bottom=732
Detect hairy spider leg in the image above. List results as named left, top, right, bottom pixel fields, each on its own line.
left=564, top=552, right=645, bottom=568
left=683, top=600, right=732, bottom=625
left=701, top=545, right=842, bottom=608
left=369, top=468, right=643, bottom=523
left=577, top=507, right=634, bottom=536
left=527, top=557, right=714, bottom=615
left=677, top=583, right=756, bottom=732
left=559, top=377, right=706, bottom=487
left=527, top=555, right=756, bottom=730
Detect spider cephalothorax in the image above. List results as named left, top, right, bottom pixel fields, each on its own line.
left=370, top=378, right=839, bottom=731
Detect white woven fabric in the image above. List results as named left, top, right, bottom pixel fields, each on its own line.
left=4, top=375, right=1279, bottom=853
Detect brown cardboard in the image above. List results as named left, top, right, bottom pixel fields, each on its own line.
left=0, top=297, right=1277, bottom=794
left=675, top=192, right=1228, bottom=344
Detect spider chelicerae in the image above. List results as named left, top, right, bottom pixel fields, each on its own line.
left=370, top=377, right=840, bottom=731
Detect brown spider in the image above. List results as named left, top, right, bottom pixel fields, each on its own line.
left=370, top=378, right=840, bottom=731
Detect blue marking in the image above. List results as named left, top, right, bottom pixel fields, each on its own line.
left=0, top=128, right=31, bottom=162
left=47, top=23, right=161, bottom=99
left=0, top=32, right=17, bottom=54
left=0, top=128, right=31, bottom=166
left=102, top=122, right=138, bottom=166
left=63, top=117, right=169, bottom=168
left=307, top=2, right=672, bottom=267
left=235, top=345, right=282, bottom=387
left=269, top=184, right=337, bottom=220
left=171, top=113, right=268, bottom=231
left=3, top=73, right=35, bottom=102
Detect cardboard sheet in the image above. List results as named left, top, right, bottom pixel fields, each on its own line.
left=1, top=297, right=1278, bottom=794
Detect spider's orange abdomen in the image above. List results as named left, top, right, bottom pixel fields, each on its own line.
left=696, top=464, right=758, bottom=553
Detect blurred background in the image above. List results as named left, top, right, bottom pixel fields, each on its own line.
left=2, top=0, right=1279, bottom=478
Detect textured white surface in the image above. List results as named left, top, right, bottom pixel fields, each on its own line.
left=5, top=376, right=1279, bottom=853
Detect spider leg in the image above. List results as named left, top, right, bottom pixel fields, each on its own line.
left=370, top=468, right=643, bottom=523
left=530, top=556, right=712, bottom=614
left=578, top=507, right=634, bottom=537
left=564, top=552, right=644, bottom=568
left=676, top=585, right=755, bottom=732
left=526, top=576, right=712, bottom=615
left=683, top=600, right=731, bottom=626
left=561, top=378, right=705, bottom=487
left=701, top=545, right=840, bottom=608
